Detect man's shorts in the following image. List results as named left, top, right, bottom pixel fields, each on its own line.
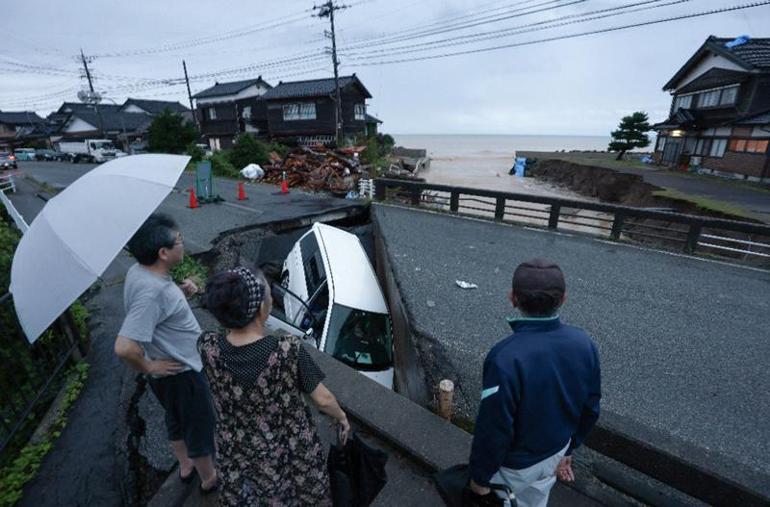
left=148, top=370, right=216, bottom=458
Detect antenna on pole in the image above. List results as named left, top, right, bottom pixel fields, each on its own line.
left=314, top=1, right=349, bottom=146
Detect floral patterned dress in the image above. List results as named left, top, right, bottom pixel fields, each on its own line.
left=199, top=332, right=331, bottom=506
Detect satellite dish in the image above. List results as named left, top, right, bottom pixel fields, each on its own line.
left=77, top=90, right=102, bottom=104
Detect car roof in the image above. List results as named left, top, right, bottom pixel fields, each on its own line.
left=312, top=223, right=388, bottom=314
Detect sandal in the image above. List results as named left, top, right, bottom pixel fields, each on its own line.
left=179, top=467, right=197, bottom=484
left=200, top=478, right=219, bottom=495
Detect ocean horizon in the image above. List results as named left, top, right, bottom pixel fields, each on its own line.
left=393, top=133, right=613, bottom=158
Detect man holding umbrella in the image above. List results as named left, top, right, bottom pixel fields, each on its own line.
left=114, top=213, right=218, bottom=492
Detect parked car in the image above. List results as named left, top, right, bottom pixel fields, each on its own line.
left=266, top=223, right=394, bottom=388
left=0, top=152, right=17, bottom=170
left=35, top=149, right=64, bottom=161
left=14, top=148, right=36, bottom=161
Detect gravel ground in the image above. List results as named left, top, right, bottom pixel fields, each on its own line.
left=373, top=203, right=770, bottom=477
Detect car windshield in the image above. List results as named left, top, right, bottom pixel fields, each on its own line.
left=324, top=304, right=392, bottom=371
left=0, top=152, right=10, bottom=158
left=92, top=142, right=114, bottom=150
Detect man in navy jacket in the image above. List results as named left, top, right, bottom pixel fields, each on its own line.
left=468, top=259, right=601, bottom=507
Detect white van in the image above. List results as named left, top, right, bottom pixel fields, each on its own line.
left=266, top=223, right=394, bottom=388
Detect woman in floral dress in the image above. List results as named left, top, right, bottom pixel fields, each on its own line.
left=200, top=266, right=350, bottom=506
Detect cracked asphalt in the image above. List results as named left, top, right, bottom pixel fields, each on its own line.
left=373, top=203, right=770, bottom=479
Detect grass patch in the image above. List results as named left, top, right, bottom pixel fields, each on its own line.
left=520, top=151, right=653, bottom=172
left=171, top=255, right=208, bottom=290
left=652, top=188, right=763, bottom=221
left=0, top=362, right=90, bottom=507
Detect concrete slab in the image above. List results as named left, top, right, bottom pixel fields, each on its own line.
left=372, top=204, right=770, bottom=489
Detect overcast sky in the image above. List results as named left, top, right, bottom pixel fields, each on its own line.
left=2, top=0, right=768, bottom=135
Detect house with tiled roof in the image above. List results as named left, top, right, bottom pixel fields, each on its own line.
left=262, top=74, right=372, bottom=144
left=653, top=35, right=770, bottom=181
left=192, top=77, right=273, bottom=150
left=0, top=111, right=46, bottom=148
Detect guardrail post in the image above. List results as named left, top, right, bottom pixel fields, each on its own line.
left=684, top=223, right=702, bottom=254
left=450, top=191, right=459, bottom=213
left=373, top=179, right=386, bottom=201
left=610, top=213, right=626, bottom=241
left=410, top=186, right=421, bottom=206
left=494, top=197, right=505, bottom=221
left=548, top=204, right=561, bottom=229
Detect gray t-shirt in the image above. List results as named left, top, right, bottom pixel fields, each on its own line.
left=119, top=263, right=202, bottom=373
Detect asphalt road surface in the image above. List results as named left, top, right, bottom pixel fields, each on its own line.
left=374, top=203, right=770, bottom=480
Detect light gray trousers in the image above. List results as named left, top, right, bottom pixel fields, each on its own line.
left=491, top=441, right=570, bottom=507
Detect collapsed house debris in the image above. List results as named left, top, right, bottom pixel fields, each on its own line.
left=262, top=145, right=367, bottom=195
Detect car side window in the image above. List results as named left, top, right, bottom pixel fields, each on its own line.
left=300, top=234, right=326, bottom=296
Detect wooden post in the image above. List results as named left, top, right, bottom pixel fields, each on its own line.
left=684, top=223, right=702, bottom=254
left=494, top=197, right=505, bottom=221
left=438, top=379, right=454, bottom=421
left=548, top=204, right=561, bottom=230
left=450, top=191, right=459, bottom=213
left=610, top=213, right=626, bottom=241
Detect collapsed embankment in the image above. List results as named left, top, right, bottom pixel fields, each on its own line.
left=529, top=159, right=756, bottom=219
left=529, top=160, right=770, bottom=266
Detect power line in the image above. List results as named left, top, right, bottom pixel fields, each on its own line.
left=344, top=1, right=770, bottom=66
left=338, top=0, right=580, bottom=51
left=93, top=9, right=314, bottom=58
left=341, top=0, right=690, bottom=58
left=330, top=0, right=545, bottom=47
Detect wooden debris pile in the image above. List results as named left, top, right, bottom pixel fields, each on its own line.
left=263, top=145, right=367, bottom=194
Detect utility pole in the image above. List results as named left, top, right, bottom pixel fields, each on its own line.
left=79, top=49, right=103, bottom=136
left=182, top=60, right=199, bottom=132
left=80, top=49, right=95, bottom=93
left=315, top=1, right=348, bottom=145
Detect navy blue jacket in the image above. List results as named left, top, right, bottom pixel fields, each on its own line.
left=469, top=316, right=601, bottom=486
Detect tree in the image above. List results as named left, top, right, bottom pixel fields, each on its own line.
left=608, top=112, right=651, bottom=160
left=147, top=108, right=197, bottom=154
left=228, top=133, right=269, bottom=170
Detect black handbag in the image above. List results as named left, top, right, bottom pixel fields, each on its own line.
left=434, top=464, right=516, bottom=507
left=327, top=432, right=388, bottom=507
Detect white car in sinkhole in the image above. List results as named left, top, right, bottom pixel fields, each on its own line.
left=266, top=223, right=394, bottom=389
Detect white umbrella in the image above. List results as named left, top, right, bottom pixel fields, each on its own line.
left=10, top=154, right=190, bottom=343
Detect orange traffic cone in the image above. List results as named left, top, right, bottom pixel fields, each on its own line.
left=189, top=187, right=199, bottom=209
left=280, top=171, right=289, bottom=194
left=237, top=181, right=248, bottom=200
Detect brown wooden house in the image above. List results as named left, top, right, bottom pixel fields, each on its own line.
left=261, top=74, right=372, bottom=144
left=653, top=36, right=770, bottom=182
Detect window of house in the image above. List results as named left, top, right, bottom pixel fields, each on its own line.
left=283, top=102, right=316, bottom=121
left=354, top=104, right=366, bottom=121
left=709, top=139, right=727, bottom=157
left=242, top=106, right=252, bottom=119
left=720, top=86, right=739, bottom=105
left=694, top=138, right=712, bottom=156
left=698, top=90, right=720, bottom=108
left=208, top=107, right=217, bottom=120
left=673, top=94, right=692, bottom=110
left=745, top=140, right=769, bottom=153
left=657, top=136, right=667, bottom=152
left=729, top=139, right=747, bottom=152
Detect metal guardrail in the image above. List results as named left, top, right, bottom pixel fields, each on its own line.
left=373, top=178, right=770, bottom=264
left=0, top=174, right=29, bottom=232
left=0, top=292, right=83, bottom=458
left=0, top=173, right=16, bottom=193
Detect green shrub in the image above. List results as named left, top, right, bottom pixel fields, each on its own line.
left=210, top=150, right=238, bottom=178
left=0, top=362, right=89, bottom=507
left=228, top=133, right=269, bottom=170
left=171, top=255, right=208, bottom=291
left=185, top=142, right=205, bottom=163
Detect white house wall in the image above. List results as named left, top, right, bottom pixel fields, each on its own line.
left=675, top=52, right=747, bottom=90
left=196, top=84, right=269, bottom=105
left=122, top=104, right=146, bottom=113
left=64, top=117, right=98, bottom=133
